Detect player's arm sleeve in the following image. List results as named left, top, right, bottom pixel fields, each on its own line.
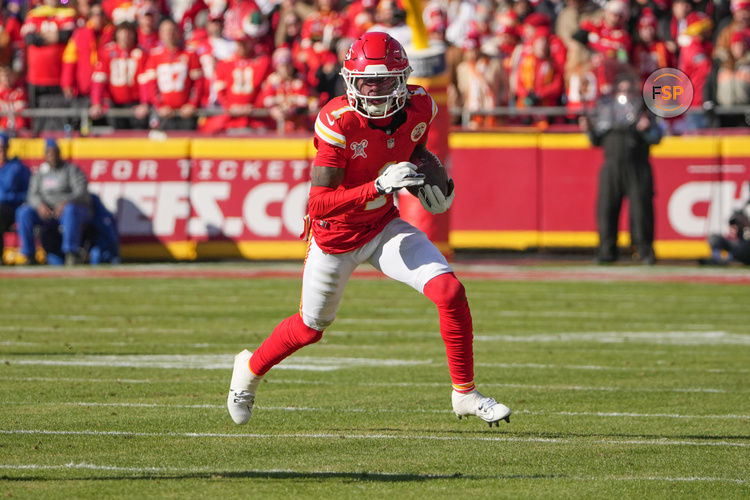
left=307, top=124, right=380, bottom=219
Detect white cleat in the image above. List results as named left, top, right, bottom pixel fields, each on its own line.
left=452, top=389, right=512, bottom=427
left=227, top=349, right=258, bottom=425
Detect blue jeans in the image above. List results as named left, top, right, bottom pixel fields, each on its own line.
left=16, top=203, right=92, bottom=263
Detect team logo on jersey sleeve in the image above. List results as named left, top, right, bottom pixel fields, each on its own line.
left=350, top=139, right=368, bottom=159
left=411, top=122, right=427, bottom=142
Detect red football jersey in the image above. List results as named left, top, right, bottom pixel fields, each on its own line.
left=21, top=5, right=76, bottom=86
left=92, top=42, right=147, bottom=106
left=214, top=54, right=270, bottom=108
left=139, top=46, right=203, bottom=108
left=311, top=85, right=438, bottom=253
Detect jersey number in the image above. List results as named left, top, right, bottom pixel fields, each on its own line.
left=231, top=67, right=255, bottom=95
left=156, top=62, right=188, bottom=93
left=109, top=58, right=138, bottom=87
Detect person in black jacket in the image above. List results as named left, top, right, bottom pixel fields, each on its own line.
left=579, top=73, right=663, bottom=264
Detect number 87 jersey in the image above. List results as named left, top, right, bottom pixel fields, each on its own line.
left=311, top=84, right=438, bottom=254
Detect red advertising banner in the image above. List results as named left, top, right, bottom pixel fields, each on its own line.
left=5, top=134, right=749, bottom=262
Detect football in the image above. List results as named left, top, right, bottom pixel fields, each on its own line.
left=406, top=146, right=449, bottom=197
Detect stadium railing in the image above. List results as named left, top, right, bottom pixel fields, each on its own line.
left=2, top=105, right=750, bottom=135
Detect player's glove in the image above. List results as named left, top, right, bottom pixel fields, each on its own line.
left=374, top=162, right=425, bottom=195
left=418, top=179, right=455, bottom=215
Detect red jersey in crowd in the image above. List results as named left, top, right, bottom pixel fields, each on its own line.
left=580, top=19, right=632, bottom=62
left=310, top=85, right=437, bottom=253
left=199, top=52, right=271, bottom=132
left=91, top=42, right=147, bottom=106
left=301, top=9, right=350, bottom=48
left=679, top=38, right=713, bottom=107
left=0, top=84, right=28, bottom=130
left=632, top=40, right=674, bottom=83
left=137, top=27, right=159, bottom=52
left=61, top=22, right=114, bottom=97
left=21, top=5, right=76, bottom=86
left=257, top=69, right=312, bottom=131
left=0, top=14, right=22, bottom=66
left=139, top=45, right=204, bottom=108
left=515, top=48, right=564, bottom=107
left=215, top=53, right=270, bottom=109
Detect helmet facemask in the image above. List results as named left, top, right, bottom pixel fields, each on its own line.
left=341, top=64, right=412, bottom=119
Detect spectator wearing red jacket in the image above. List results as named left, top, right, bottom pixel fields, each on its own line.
left=139, top=18, right=204, bottom=130
left=632, top=8, right=674, bottom=83
left=200, top=36, right=272, bottom=133
left=515, top=33, right=564, bottom=124
left=136, top=4, right=160, bottom=52
left=91, top=22, right=149, bottom=128
left=345, top=0, right=377, bottom=39
left=0, top=65, right=28, bottom=131
left=0, top=12, right=22, bottom=70
left=677, top=12, right=714, bottom=130
left=573, top=0, right=632, bottom=94
left=61, top=4, right=114, bottom=101
left=257, top=47, right=312, bottom=133
left=21, top=0, right=76, bottom=132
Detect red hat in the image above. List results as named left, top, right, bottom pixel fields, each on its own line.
left=731, top=0, right=750, bottom=13
left=684, top=12, right=713, bottom=36
left=523, top=13, right=550, bottom=28
left=638, top=8, right=657, bottom=29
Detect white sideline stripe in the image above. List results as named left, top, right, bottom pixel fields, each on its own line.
left=0, top=463, right=744, bottom=484
left=0, top=376, right=156, bottom=384
left=0, top=374, right=738, bottom=394
left=475, top=331, right=750, bottom=346
left=0, top=355, right=431, bottom=372
left=264, top=379, right=738, bottom=394
left=476, top=362, right=750, bottom=374
left=2, top=429, right=748, bottom=448
left=9, top=402, right=746, bottom=420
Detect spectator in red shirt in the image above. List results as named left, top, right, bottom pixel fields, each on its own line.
left=573, top=0, right=633, bottom=94
left=677, top=12, right=714, bottom=130
left=257, top=47, right=313, bottom=133
left=61, top=4, right=114, bottom=102
left=0, top=65, right=28, bottom=131
left=21, top=0, right=76, bottom=133
left=632, top=8, right=674, bottom=83
left=139, top=18, right=204, bottom=130
left=0, top=11, right=22, bottom=70
left=201, top=36, right=272, bottom=133
left=515, top=33, right=564, bottom=125
left=91, top=22, right=149, bottom=128
left=136, top=4, right=160, bottom=52
left=345, top=0, right=377, bottom=39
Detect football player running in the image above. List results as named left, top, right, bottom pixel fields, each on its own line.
left=228, top=32, right=511, bottom=428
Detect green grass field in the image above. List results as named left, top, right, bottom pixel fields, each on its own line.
left=1, top=263, right=749, bottom=498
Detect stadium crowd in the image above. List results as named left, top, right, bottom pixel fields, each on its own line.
left=0, top=0, right=748, bottom=134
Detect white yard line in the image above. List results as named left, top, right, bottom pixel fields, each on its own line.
left=474, top=331, right=750, bottom=346
left=0, top=355, right=431, bottom=371
left=0, top=372, right=741, bottom=394
left=0, top=462, right=744, bottom=484
left=4, top=402, right=747, bottom=421
left=1, top=429, right=748, bottom=449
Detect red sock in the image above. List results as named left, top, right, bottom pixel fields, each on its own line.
left=423, top=273, right=475, bottom=392
left=249, top=313, right=323, bottom=377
